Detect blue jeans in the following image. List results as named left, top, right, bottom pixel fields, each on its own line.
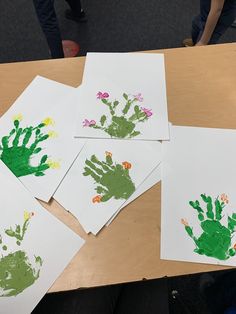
left=32, top=0, right=81, bottom=58
left=225, top=306, right=236, bottom=314
left=191, top=13, right=235, bottom=44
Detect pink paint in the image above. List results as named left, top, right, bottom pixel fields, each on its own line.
left=96, top=91, right=109, bottom=99
left=83, top=119, right=96, bottom=127
left=141, top=107, right=153, bottom=117
left=133, top=93, right=143, bottom=102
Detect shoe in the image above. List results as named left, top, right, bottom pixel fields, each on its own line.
left=182, top=38, right=194, bottom=47
left=232, top=19, right=236, bottom=28
left=65, top=9, right=87, bottom=23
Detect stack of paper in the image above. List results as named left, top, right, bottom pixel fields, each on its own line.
left=53, top=52, right=170, bottom=234
left=0, top=52, right=170, bottom=311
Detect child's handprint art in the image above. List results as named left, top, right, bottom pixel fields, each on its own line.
left=0, top=211, right=43, bottom=297
left=83, top=92, right=153, bottom=139
left=0, top=114, right=60, bottom=177
left=83, top=151, right=135, bottom=203
left=181, top=193, right=236, bottom=260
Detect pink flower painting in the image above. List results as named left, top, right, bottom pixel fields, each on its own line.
left=83, top=119, right=96, bottom=127
left=96, top=92, right=109, bottom=99
left=133, top=93, right=143, bottom=102
left=141, top=107, right=153, bottom=117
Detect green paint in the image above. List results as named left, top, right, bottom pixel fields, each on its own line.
left=83, top=153, right=135, bottom=202
left=86, top=93, right=152, bottom=139
left=182, top=193, right=236, bottom=260
left=0, top=117, right=55, bottom=177
left=0, top=212, right=42, bottom=297
left=0, top=251, right=41, bottom=297
left=5, top=217, right=30, bottom=246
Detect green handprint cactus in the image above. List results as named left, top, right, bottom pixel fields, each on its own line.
left=181, top=193, right=236, bottom=260
left=0, top=211, right=43, bottom=297
left=83, top=151, right=135, bottom=203
left=0, top=114, right=59, bottom=177
left=83, top=92, right=153, bottom=139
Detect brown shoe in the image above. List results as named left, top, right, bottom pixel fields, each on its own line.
left=182, top=38, right=194, bottom=47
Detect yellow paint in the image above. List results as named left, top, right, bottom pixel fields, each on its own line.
left=43, top=117, right=54, bottom=126
left=13, top=113, right=23, bottom=121
left=47, top=159, right=60, bottom=169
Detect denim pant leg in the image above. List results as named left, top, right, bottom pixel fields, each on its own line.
left=209, top=13, right=236, bottom=44
left=191, top=15, right=203, bottom=44
left=32, top=0, right=64, bottom=58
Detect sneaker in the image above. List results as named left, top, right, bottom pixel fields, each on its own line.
left=182, top=38, right=194, bottom=47
left=232, top=19, right=236, bottom=28
left=65, top=9, right=87, bottom=23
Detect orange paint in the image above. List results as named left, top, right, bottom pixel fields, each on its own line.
left=105, top=151, right=112, bottom=157
left=122, top=161, right=132, bottom=169
left=220, top=193, right=229, bottom=204
left=92, top=195, right=102, bottom=203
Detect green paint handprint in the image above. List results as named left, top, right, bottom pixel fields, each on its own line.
left=182, top=193, right=236, bottom=260
left=83, top=92, right=153, bottom=139
left=0, top=114, right=59, bottom=177
left=0, top=211, right=43, bottom=297
left=83, top=151, right=135, bottom=203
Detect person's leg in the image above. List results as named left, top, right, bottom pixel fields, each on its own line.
left=114, top=278, right=169, bottom=314
left=191, top=15, right=203, bottom=45
left=32, top=0, right=64, bottom=58
left=208, top=15, right=236, bottom=44
left=64, top=0, right=87, bottom=22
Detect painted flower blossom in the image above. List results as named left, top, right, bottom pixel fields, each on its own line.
left=83, top=119, right=96, bottom=127
left=47, top=159, right=60, bottom=169
left=181, top=218, right=189, bottom=227
left=122, top=161, right=132, bottom=169
left=220, top=193, right=229, bottom=204
left=133, top=93, right=143, bottom=102
left=43, top=117, right=55, bottom=126
left=141, top=107, right=153, bottom=117
left=24, top=210, right=34, bottom=221
left=92, top=195, right=102, bottom=203
left=96, top=91, right=109, bottom=99
left=48, top=131, right=58, bottom=138
left=13, top=113, right=23, bottom=122
left=105, top=151, right=112, bottom=157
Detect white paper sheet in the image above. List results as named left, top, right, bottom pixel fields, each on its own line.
left=161, top=125, right=236, bottom=266
left=0, top=161, right=84, bottom=314
left=81, top=52, right=169, bottom=140
left=54, top=139, right=162, bottom=234
left=0, top=76, right=83, bottom=202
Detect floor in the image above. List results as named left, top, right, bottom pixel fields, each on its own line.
left=0, top=0, right=235, bottom=63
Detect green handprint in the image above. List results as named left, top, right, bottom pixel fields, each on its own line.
left=181, top=193, right=236, bottom=260
left=0, top=115, right=59, bottom=177
left=82, top=92, right=153, bottom=139
left=0, top=211, right=43, bottom=297
left=83, top=152, right=135, bottom=203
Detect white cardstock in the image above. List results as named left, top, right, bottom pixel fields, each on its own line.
left=0, top=76, right=83, bottom=202
left=0, top=161, right=84, bottom=314
left=161, top=125, right=236, bottom=267
left=54, top=139, right=162, bottom=235
left=80, top=52, right=169, bottom=140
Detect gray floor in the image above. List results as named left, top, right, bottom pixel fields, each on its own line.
left=0, top=0, right=235, bottom=63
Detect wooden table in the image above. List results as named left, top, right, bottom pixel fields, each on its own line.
left=0, top=43, right=236, bottom=292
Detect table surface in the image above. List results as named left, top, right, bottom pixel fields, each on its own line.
left=0, top=43, right=236, bottom=293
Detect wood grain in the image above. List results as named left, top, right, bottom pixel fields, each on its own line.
left=0, top=44, right=235, bottom=292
